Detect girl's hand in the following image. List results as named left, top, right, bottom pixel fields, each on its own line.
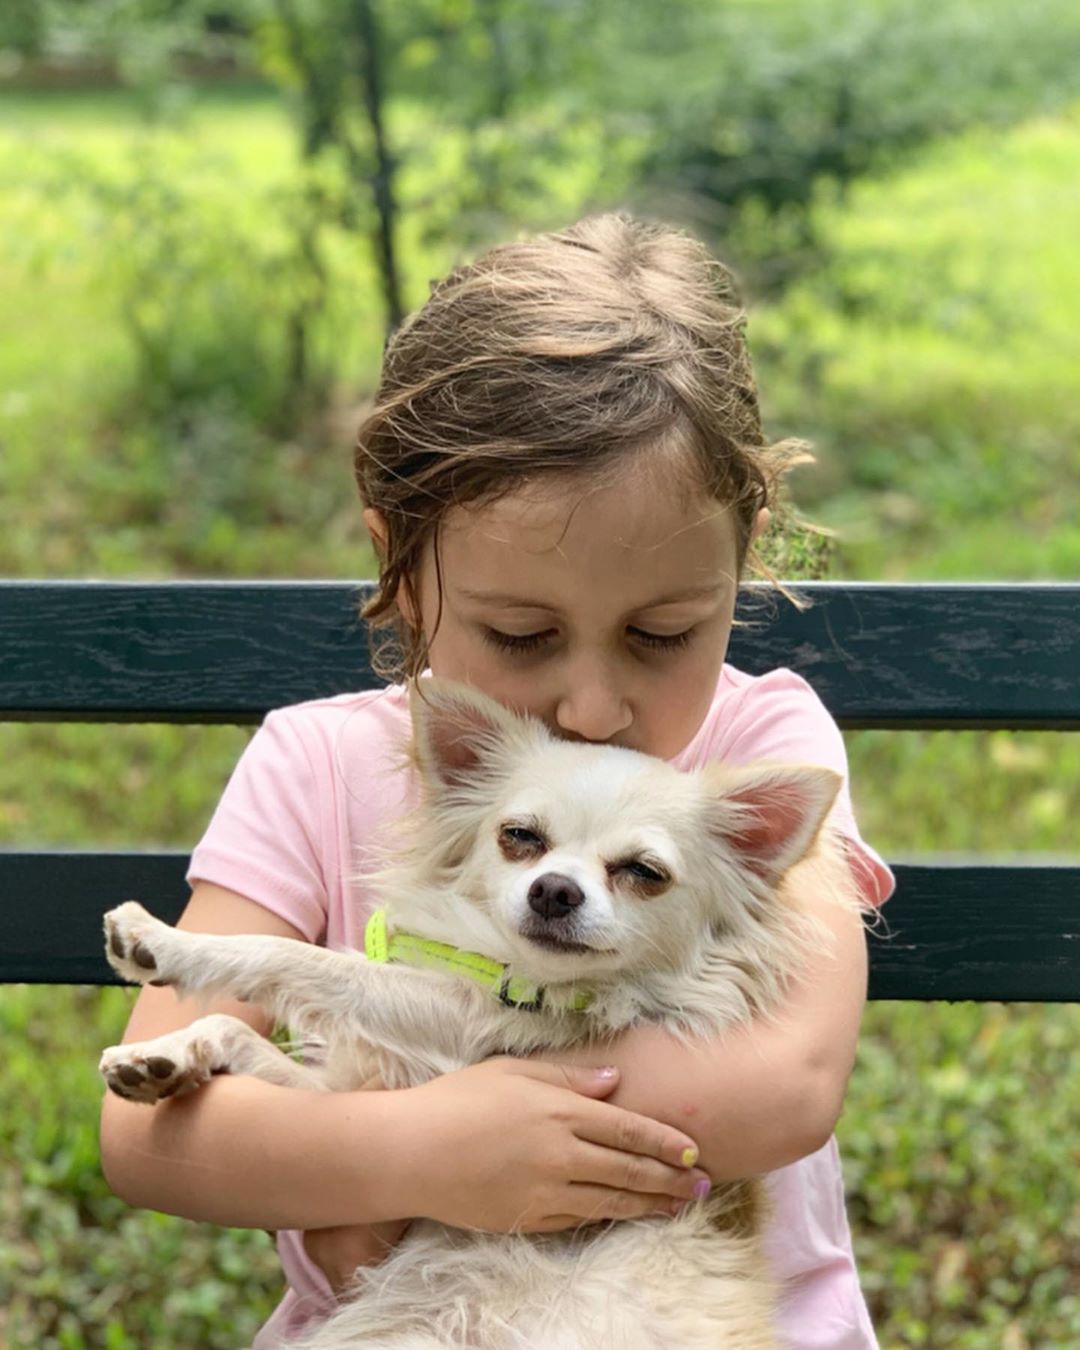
left=393, top=1058, right=710, bottom=1234
left=302, top=1218, right=412, bottom=1294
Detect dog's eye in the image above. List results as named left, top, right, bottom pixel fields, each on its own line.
left=503, top=826, right=543, bottom=846
left=624, top=860, right=668, bottom=884
left=609, top=858, right=671, bottom=892
left=498, top=823, right=548, bottom=860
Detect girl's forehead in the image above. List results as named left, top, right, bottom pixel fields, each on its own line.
left=445, top=472, right=734, bottom=557
left=435, top=477, right=738, bottom=609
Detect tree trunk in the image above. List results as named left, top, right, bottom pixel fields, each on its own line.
left=350, top=0, right=404, bottom=342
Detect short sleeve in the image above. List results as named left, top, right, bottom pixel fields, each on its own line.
left=718, top=670, right=895, bottom=909
left=186, top=709, right=331, bottom=942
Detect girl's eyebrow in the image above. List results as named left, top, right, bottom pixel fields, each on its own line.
left=636, top=583, right=729, bottom=606
left=455, top=590, right=553, bottom=608
left=455, top=583, right=725, bottom=609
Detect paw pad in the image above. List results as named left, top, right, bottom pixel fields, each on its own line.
left=103, top=902, right=169, bottom=987
left=100, top=1045, right=205, bottom=1105
left=132, top=941, right=157, bottom=971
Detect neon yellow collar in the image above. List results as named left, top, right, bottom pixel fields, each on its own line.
left=364, top=909, right=592, bottom=1013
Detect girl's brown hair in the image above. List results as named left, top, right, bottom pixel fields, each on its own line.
left=354, top=210, right=810, bottom=680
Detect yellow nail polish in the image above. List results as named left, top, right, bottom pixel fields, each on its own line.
left=681, top=1146, right=698, bottom=1168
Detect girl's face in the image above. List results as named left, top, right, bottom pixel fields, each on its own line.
left=369, top=469, right=765, bottom=761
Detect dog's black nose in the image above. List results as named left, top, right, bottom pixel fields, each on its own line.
left=527, top=873, right=585, bottom=920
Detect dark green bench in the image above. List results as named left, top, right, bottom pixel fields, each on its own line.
left=2, top=580, right=1078, bottom=1002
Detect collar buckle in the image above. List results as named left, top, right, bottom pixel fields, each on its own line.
left=498, top=975, right=545, bottom=1013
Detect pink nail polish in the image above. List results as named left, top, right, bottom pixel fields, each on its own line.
left=693, top=1178, right=711, bottom=1200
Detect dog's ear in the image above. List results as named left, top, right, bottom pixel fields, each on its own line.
left=407, top=679, right=538, bottom=790
left=702, top=762, right=841, bottom=884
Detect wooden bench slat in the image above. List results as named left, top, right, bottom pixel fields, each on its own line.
left=2, top=852, right=1077, bottom=1000
left=865, top=862, right=1080, bottom=1001
left=2, top=581, right=1079, bottom=729
left=0, top=851, right=191, bottom=985
left=0, top=581, right=378, bottom=723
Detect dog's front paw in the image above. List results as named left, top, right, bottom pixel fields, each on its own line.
left=99, top=1032, right=219, bottom=1105
left=104, top=901, right=175, bottom=987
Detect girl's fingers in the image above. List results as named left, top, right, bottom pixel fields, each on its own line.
left=529, top=1186, right=686, bottom=1232
left=497, top=1058, right=702, bottom=1171
left=500, top=1059, right=622, bottom=1092
left=571, top=1095, right=703, bottom=1172
left=570, top=1139, right=711, bottom=1202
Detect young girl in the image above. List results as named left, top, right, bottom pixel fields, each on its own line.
left=100, top=211, right=893, bottom=1348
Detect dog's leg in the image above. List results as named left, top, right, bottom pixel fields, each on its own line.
left=99, top=1012, right=326, bottom=1104
left=103, top=901, right=489, bottom=1067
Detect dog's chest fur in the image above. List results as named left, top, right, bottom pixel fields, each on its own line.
left=295, top=963, right=779, bottom=1350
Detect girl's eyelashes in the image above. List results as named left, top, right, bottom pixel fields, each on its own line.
left=482, top=627, right=553, bottom=654
left=632, top=627, right=694, bottom=652
left=481, top=626, right=695, bottom=655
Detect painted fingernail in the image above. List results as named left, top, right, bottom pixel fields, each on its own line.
left=594, top=1066, right=618, bottom=1079
left=680, top=1146, right=699, bottom=1168
left=693, top=1178, right=711, bottom=1200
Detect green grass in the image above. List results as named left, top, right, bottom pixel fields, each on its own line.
left=846, top=1000, right=1080, bottom=1348
left=0, top=986, right=282, bottom=1349
left=2, top=82, right=1079, bottom=1348
left=755, top=102, right=1080, bottom=581
left=848, top=730, right=1078, bottom=859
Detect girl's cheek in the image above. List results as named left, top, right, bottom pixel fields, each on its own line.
left=456, top=660, right=543, bottom=717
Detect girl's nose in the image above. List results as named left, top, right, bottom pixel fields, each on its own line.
left=554, top=668, right=633, bottom=744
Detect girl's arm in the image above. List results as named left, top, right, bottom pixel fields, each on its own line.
left=100, top=883, right=709, bottom=1233
left=531, top=860, right=870, bottom=1181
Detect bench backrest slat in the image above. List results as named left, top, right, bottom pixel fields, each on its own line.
left=3, top=581, right=1079, bottom=728
left=2, top=852, right=1076, bottom=1000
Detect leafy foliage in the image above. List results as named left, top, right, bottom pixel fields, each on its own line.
left=0, top=987, right=281, bottom=1348
left=847, top=1001, right=1080, bottom=1347
left=630, top=0, right=1080, bottom=290
left=753, top=105, right=1080, bottom=579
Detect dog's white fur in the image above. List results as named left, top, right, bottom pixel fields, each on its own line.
left=100, top=679, right=859, bottom=1349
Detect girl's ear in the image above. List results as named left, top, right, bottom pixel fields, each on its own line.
left=750, top=507, right=771, bottom=545
left=702, top=762, right=841, bottom=884
left=408, top=679, right=540, bottom=790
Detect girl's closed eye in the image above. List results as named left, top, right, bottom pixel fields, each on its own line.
left=482, top=627, right=555, bottom=654
left=481, top=626, right=696, bottom=655
left=633, top=627, right=695, bottom=652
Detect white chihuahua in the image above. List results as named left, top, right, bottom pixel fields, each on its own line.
left=100, top=679, right=856, bottom=1349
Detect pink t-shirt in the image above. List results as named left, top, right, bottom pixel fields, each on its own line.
left=187, top=665, right=894, bottom=1349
